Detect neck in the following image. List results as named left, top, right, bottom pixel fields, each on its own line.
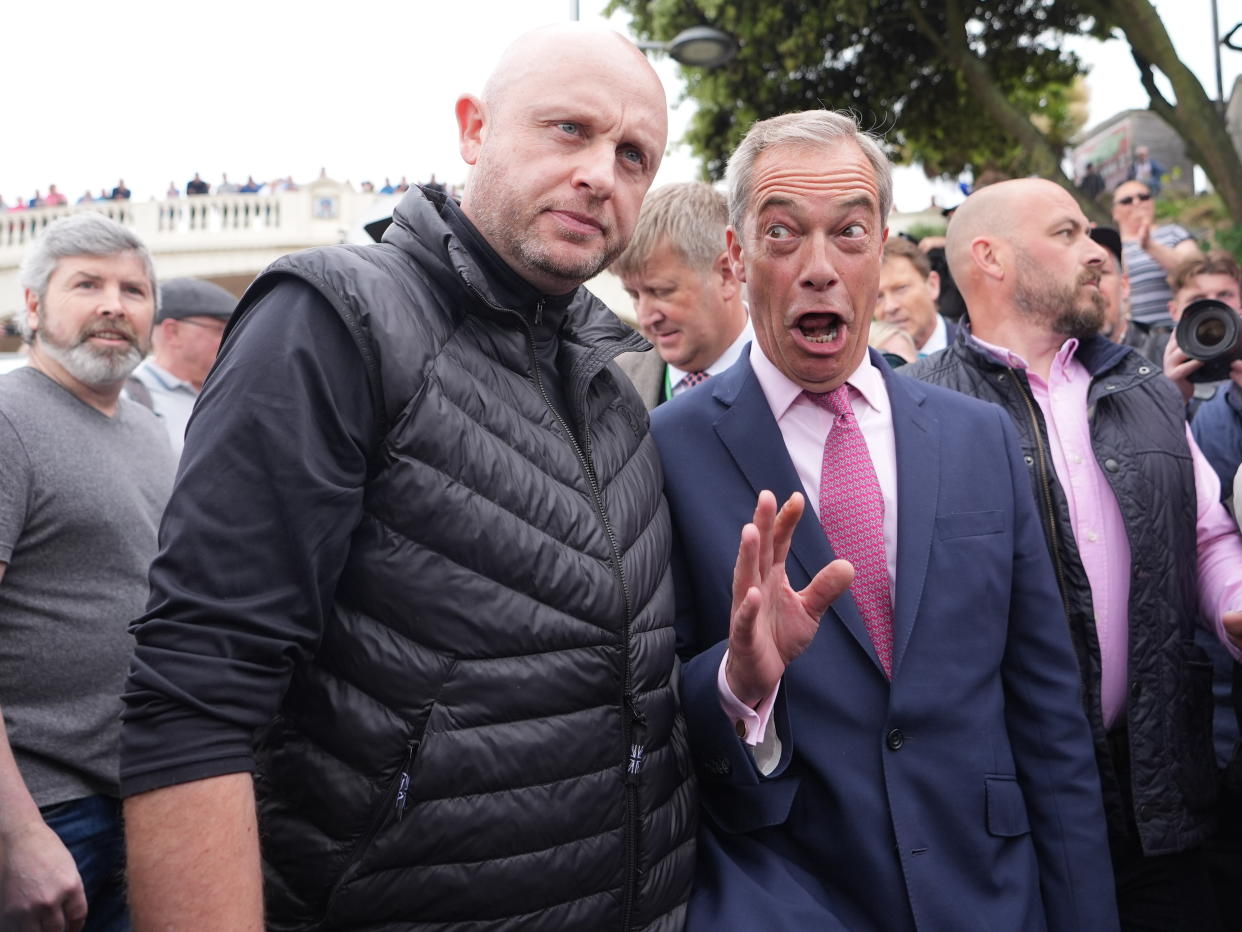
left=153, top=353, right=204, bottom=391
left=969, top=311, right=1065, bottom=380
left=28, top=343, right=126, bottom=416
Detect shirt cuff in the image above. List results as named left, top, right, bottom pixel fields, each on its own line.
left=717, top=650, right=780, bottom=746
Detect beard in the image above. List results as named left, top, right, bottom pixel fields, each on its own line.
left=467, top=163, right=621, bottom=291
left=37, top=315, right=145, bottom=387
left=1013, top=250, right=1106, bottom=340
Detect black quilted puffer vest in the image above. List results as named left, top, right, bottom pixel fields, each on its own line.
left=236, top=189, right=695, bottom=930
left=907, top=335, right=1211, bottom=856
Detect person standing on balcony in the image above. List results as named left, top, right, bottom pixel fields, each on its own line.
left=44, top=185, right=67, bottom=207
left=185, top=173, right=209, bottom=196
left=0, top=213, right=173, bottom=932
left=109, top=180, right=130, bottom=201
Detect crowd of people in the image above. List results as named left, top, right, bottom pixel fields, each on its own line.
left=2, top=21, right=1242, bottom=932
left=3, top=173, right=450, bottom=213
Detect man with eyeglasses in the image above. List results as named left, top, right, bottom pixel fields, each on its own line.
left=128, top=277, right=235, bottom=457
left=1111, top=180, right=1201, bottom=333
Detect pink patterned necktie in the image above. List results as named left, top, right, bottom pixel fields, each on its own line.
left=679, top=371, right=710, bottom=390
left=808, top=385, right=894, bottom=678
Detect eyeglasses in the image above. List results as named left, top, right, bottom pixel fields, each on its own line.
left=1114, top=192, right=1152, bottom=206
left=174, top=318, right=228, bottom=334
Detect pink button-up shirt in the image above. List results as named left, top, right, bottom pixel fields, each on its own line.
left=719, top=345, right=898, bottom=749
left=971, top=336, right=1242, bottom=726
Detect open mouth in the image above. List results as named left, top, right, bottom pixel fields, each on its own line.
left=795, top=313, right=844, bottom=345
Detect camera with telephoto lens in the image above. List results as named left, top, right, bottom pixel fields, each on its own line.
left=1174, top=298, right=1242, bottom=383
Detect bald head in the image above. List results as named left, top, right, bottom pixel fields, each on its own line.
left=455, top=25, right=668, bottom=295
left=482, top=24, right=663, bottom=119
left=946, top=178, right=1108, bottom=340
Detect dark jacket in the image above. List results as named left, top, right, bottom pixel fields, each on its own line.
left=906, top=335, right=1214, bottom=856
left=238, top=189, right=695, bottom=930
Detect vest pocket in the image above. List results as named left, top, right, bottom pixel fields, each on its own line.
left=1173, top=648, right=1219, bottom=813
left=323, top=737, right=421, bottom=913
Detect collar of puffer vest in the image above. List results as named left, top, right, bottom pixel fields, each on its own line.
left=382, top=186, right=646, bottom=360
left=955, top=319, right=1141, bottom=379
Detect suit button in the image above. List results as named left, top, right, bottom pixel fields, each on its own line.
left=886, top=728, right=905, bottom=751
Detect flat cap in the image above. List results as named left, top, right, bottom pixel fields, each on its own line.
left=157, top=277, right=237, bottom=323
left=1089, top=226, right=1122, bottom=263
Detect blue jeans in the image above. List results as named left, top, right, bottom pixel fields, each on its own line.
left=39, top=795, right=131, bottom=932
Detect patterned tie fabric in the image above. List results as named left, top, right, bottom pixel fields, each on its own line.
left=679, top=371, right=710, bottom=391
left=808, top=385, right=894, bottom=678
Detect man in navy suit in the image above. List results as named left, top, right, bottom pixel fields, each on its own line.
left=651, top=110, right=1118, bottom=931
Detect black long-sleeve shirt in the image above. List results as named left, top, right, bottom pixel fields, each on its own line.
left=120, top=200, right=576, bottom=796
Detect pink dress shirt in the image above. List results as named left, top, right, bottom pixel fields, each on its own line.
left=971, top=336, right=1242, bottom=726
left=718, top=345, right=899, bottom=749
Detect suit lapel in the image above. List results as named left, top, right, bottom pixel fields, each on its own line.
left=882, top=359, right=939, bottom=677
left=711, top=357, right=884, bottom=675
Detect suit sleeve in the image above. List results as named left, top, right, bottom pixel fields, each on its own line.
left=674, top=521, right=802, bottom=844
left=995, top=408, right=1120, bottom=932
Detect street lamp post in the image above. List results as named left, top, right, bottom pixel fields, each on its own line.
left=637, top=26, right=739, bottom=68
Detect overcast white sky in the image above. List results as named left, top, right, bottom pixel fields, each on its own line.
left=5, top=0, right=1239, bottom=213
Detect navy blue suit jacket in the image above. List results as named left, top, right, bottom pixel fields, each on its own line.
left=651, top=350, right=1117, bottom=931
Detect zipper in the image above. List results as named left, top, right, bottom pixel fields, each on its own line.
left=324, top=738, right=419, bottom=914
left=460, top=282, right=643, bottom=929
left=1008, top=368, right=1073, bottom=622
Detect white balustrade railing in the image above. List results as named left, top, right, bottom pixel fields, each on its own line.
left=0, top=184, right=384, bottom=262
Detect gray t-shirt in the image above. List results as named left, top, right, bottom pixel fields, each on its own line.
left=0, top=366, right=175, bottom=806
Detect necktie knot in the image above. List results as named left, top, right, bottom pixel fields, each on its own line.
left=680, top=370, right=710, bottom=390
left=808, top=384, right=853, bottom=419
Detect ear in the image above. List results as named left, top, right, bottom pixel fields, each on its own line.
left=456, top=95, right=486, bottom=166
left=1168, top=297, right=1181, bottom=322
left=23, top=288, right=39, bottom=337
left=971, top=236, right=1006, bottom=283
left=713, top=249, right=740, bottom=300
left=1120, top=274, right=1131, bottom=303
left=925, top=269, right=941, bottom=301
left=725, top=227, right=747, bottom=284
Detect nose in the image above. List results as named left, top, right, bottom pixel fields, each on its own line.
left=876, top=291, right=897, bottom=318
left=97, top=282, right=126, bottom=316
left=635, top=293, right=663, bottom=329
left=1084, top=236, right=1108, bottom=268
left=571, top=141, right=617, bottom=201
left=800, top=233, right=840, bottom=291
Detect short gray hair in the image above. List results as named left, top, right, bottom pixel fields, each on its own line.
left=725, top=110, right=893, bottom=236
left=612, top=182, right=729, bottom=279
left=17, top=213, right=158, bottom=340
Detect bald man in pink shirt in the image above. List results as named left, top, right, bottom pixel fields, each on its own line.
left=907, top=178, right=1242, bottom=932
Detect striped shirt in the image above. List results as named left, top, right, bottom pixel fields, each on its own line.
left=1122, top=223, right=1192, bottom=328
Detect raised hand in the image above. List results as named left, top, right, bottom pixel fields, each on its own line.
left=725, top=490, right=854, bottom=708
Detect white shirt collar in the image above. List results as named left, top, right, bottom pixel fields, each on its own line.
left=666, top=318, right=755, bottom=387
left=749, top=340, right=888, bottom=423
left=919, top=314, right=948, bottom=356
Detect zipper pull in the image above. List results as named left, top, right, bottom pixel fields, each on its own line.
left=535, top=298, right=544, bottom=326
left=625, top=690, right=645, bottom=725
left=624, top=690, right=647, bottom=726
left=395, top=771, right=411, bottom=821
left=395, top=740, right=417, bottom=822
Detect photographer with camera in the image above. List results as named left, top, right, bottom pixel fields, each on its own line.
left=1161, top=253, right=1242, bottom=496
